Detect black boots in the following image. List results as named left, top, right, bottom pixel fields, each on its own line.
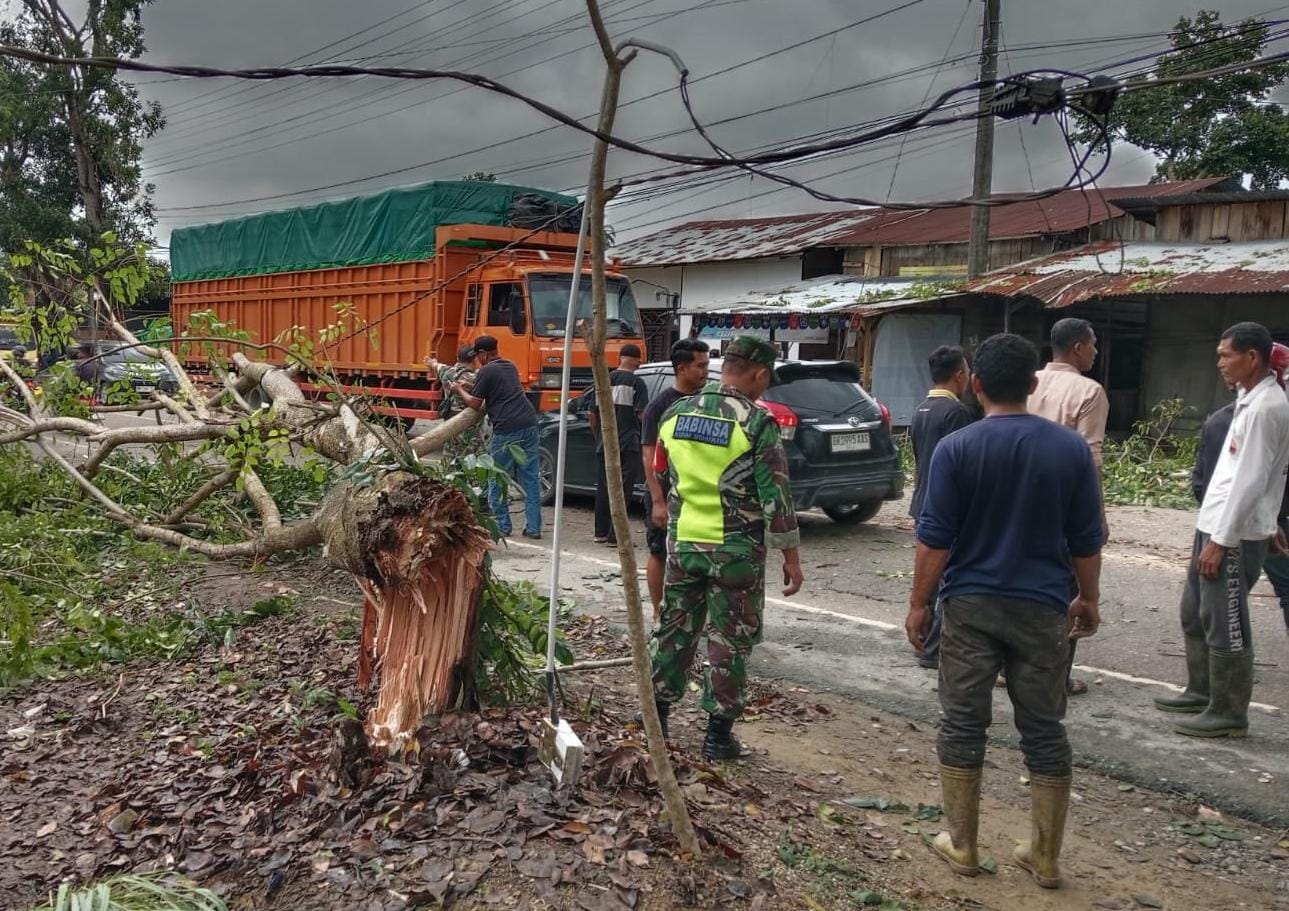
left=654, top=700, right=670, bottom=740
left=702, top=716, right=745, bottom=760
left=634, top=700, right=670, bottom=740
left=1174, top=649, right=1254, bottom=738
left=1154, top=636, right=1210, bottom=713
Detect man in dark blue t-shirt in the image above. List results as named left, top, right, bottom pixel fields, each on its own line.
left=905, top=333, right=1102, bottom=891
left=454, top=335, right=542, bottom=539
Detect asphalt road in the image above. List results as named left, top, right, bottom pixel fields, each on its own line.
left=490, top=495, right=1289, bottom=827
left=34, top=412, right=1289, bottom=823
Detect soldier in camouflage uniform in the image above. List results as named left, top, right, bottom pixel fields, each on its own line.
left=427, top=345, right=490, bottom=463
left=650, top=335, right=805, bottom=760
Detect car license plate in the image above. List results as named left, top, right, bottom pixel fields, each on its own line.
left=831, top=432, right=870, bottom=453
left=136, top=384, right=156, bottom=394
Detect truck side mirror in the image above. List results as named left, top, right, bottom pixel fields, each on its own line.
left=509, top=296, right=527, bottom=335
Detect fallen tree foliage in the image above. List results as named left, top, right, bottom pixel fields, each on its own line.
left=0, top=240, right=537, bottom=751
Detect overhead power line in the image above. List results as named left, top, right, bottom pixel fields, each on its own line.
left=14, top=3, right=1289, bottom=229
left=148, top=0, right=579, bottom=143
left=141, top=0, right=681, bottom=169
left=145, top=0, right=935, bottom=213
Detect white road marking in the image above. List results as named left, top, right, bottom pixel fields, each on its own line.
left=504, top=540, right=1281, bottom=713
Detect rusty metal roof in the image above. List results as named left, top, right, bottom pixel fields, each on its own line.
left=613, top=211, right=877, bottom=266
left=830, top=179, right=1232, bottom=247
left=962, top=239, right=1289, bottom=308
left=614, top=180, right=1232, bottom=267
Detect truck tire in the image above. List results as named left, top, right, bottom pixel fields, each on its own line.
left=822, top=500, right=883, bottom=525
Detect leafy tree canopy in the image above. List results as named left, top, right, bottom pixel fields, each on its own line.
left=0, top=1, right=163, bottom=255
left=1091, top=11, right=1289, bottom=189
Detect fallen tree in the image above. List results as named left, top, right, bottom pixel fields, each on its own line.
left=0, top=288, right=501, bottom=749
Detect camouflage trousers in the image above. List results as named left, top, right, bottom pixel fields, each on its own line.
left=650, top=547, right=765, bottom=720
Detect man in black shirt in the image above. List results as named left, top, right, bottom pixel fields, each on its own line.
left=453, top=335, right=543, bottom=539
left=908, top=345, right=975, bottom=668
left=588, top=344, right=649, bottom=545
left=640, top=339, right=710, bottom=619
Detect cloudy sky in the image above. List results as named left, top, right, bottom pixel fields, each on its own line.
left=40, top=0, right=1289, bottom=247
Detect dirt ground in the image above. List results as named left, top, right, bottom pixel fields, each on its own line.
left=2, top=555, right=1287, bottom=911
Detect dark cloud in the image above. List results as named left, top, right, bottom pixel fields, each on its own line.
left=119, top=0, right=1288, bottom=245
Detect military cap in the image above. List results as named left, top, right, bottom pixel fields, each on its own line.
left=724, top=335, right=778, bottom=368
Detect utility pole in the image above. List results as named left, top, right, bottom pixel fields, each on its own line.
left=967, top=0, right=1001, bottom=279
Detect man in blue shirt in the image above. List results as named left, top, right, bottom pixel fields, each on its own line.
left=905, top=333, right=1103, bottom=891
left=452, top=335, right=542, bottom=539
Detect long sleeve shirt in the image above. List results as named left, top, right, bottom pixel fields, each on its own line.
left=1197, top=375, right=1289, bottom=547
left=1027, top=362, right=1110, bottom=470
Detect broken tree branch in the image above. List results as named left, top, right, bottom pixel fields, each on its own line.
left=582, top=0, right=700, bottom=858
left=164, top=468, right=239, bottom=526
left=106, top=315, right=211, bottom=422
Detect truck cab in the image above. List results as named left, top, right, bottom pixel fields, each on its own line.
left=458, top=267, right=644, bottom=410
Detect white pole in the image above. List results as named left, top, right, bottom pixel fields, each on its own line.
left=543, top=201, right=590, bottom=700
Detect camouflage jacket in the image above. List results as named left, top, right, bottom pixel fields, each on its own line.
left=657, top=382, right=799, bottom=554
left=436, top=363, right=489, bottom=458
left=436, top=363, right=477, bottom=419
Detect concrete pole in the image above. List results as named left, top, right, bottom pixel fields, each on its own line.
left=967, top=0, right=1001, bottom=279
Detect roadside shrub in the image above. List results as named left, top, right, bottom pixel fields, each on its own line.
left=1103, top=398, right=1198, bottom=510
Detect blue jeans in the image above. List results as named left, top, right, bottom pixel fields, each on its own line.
left=489, top=425, right=542, bottom=536
left=1263, top=549, right=1289, bottom=630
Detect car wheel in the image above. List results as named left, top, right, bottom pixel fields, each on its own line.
left=823, top=500, right=883, bottom=525
left=538, top=444, right=556, bottom=506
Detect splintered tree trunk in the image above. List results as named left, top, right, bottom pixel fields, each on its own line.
left=318, top=471, right=492, bottom=750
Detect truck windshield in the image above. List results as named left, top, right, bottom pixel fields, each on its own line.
left=528, top=274, right=641, bottom=338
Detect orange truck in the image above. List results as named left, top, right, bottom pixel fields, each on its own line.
left=169, top=180, right=646, bottom=421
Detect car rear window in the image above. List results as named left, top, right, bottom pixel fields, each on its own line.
left=764, top=365, right=879, bottom=418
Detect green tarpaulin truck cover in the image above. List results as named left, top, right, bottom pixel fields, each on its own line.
left=169, top=180, right=578, bottom=281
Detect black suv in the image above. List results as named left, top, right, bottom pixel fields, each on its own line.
left=536, top=358, right=903, bottom=525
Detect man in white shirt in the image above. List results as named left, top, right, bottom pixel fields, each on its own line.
left=1156, top=322, right=1289, bottom=738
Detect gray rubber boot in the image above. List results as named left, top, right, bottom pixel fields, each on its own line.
left=1013, top=773, right=1071, bottom=889
left=1174, top=649, right=1253, bottom=738
left=1154, top=636, right=1210, bottom=714
left=932, top=764, right=981, bottom=876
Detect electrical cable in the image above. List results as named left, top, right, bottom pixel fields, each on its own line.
left=20, top=3, right=1281, bottom=230
left=141, top=0, right=691, bottom=172
left=149, top=30, right=992, bottom=190
left=140, top=0, right=677, bottom=169
left=156, top=0, right=448, bottom=118
left=131, top=1, right=941, bottom=214
left=147, top=19, right=1226, bottom=215
left=885, top=0, right=973, bottom=201
left=148, top=0, right=576, bottom=145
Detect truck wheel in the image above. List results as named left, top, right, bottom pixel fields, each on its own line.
left=823, top=500, right=883, bottom=525
left=538, top=444, right=556, bottom=506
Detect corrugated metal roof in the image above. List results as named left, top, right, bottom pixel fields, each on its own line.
left=1114, top=190, right=1289, bottom=208
left=963, top=239, right=1289, bottom=308
left=613, top=211, right=877, bottom=266
left=615, top=180, right=1232, bottom=267
left=680, top=275, right=952, bottom=317
left=830, top=179, right=1230, bottom=247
